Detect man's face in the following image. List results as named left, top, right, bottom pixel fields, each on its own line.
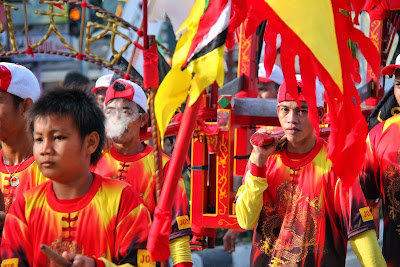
left=95, top=88, right=107, bottom=110
left=258, top=82, right=278, bottom=99
left=394, top=70, right=400, bottom=106
left=277, top=100, right=315, bottom=147
left=0, top=91, right=25, bottom=141
left=104, top=98, right=143, bottom=144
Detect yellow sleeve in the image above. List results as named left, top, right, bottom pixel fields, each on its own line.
left=349, top=229, right=386, bottom=267
left=169, top=236, right=192, bottom=265
left=235, top=170, right=268, bottom=230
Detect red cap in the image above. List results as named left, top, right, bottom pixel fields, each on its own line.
left=381, top=54, right=400, bottom=76
left=105, top=79, right=147, bottom=112
left=277, top=79, right=306, bottom=103
left=277, top=75, right=324, bottom=107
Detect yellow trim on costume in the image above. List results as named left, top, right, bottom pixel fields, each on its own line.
left=349, top=229, right=387, bottom=267
left=359, top=207, right=373, bottom=222
left=1, top=258, right=19, bottom=267
left=170, top=236, right=192, bottom=265
left=137, top=249, right=156, bottom=267
left=176, top=215, right=191, bottom=230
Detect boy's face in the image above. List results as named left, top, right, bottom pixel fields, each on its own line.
left=277, top=100, right=315, bottom=146
left=0, top=91, right=26, bottom=141
left=33, top=114, right=92, bottom=182
left=104, top=98, right=145, bottom=145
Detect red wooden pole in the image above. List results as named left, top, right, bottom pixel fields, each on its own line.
left=147, top=95, right=203, bottom=262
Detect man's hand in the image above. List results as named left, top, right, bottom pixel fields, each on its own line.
left=223, top=229, right=240, bottom=254
left=62, top=252, right=95, bottom=267
left=250, top=129, right=281, bottom=167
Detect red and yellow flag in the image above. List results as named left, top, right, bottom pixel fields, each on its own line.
left=230, top=0, right=380, bottom=186
left=155, top=0, right=231, bottom=141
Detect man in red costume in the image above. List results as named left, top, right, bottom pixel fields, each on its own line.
left=1, top=88, right=151, bottom=266
left=360, top=54, right=400, bottom=266
left=0, top=62, right=46, bottom=215
left=92, top=78, right=192, bottom=267
left=235, top=76, right=385, bottom=266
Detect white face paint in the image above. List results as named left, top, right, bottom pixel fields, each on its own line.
left=104, top=100, right=141, bottom=139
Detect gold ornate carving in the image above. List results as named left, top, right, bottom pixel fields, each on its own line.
left=217, top=170, right=227, bottom=214
left=218, top=218, right=238, bottom=227
left=0, top=1, right=18, bottom=51
left=32, top=1, right=76, bottom=52
left=85, top=12, right=131, bottom=66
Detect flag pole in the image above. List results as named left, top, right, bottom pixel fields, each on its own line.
left=140, top=0, right=163, bottom=204
left=148, top=94, right=203, bottom=261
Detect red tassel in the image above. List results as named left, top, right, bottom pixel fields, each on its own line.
left=123, top=74, right=132, bottom=80
left=133, top=41, right=144, bottom=50
left=76, top=54, right=87, bottom=61
left=137, top=30, right=144, bottom=37
left=143, top=44, right=159, bottom=89
left=81, top=1, right=88, bottom=8
left=25, top=46, right=34, bottom=57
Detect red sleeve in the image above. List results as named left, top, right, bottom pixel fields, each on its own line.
left=249, top=162, right=267, bottom=178
left=241, top=160, right=267, bottom=185
left=162, top=161, right=192, bottom=240
left=359, top=125, right=383, bottom=200
left=1, top=195, right=32, bottom=266
left=332, top=174, right=376, bottom=240
left=114, top=186, right=151, bottom=265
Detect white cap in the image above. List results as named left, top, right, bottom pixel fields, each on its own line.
left=0, top=62, right=41, bottom=102
left=258, top=63, right=284, bottom=85
left=105, top=79, right=148, bottom=112
left=92, top=74, right=113, bottom=93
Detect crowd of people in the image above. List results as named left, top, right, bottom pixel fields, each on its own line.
left=0, top=54, right=399, bottom=266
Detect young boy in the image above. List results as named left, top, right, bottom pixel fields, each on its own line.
left=92, top=79, right=192, bottom=267
left=0, top=89, right=152, bottom=266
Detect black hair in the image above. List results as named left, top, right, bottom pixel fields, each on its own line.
left=11, top=94, right=24, bottom=108
left=29, top=88, right=105, bottom=166
left=63, top=71, right=90, bottom=92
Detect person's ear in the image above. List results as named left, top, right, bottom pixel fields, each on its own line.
left=18, top=98, right=33, bottom=116
left=85, top=131, right=100, bottom=155
left=20, top=98, right=33, bottom=115
left=140, top=113, right=149, bottom=128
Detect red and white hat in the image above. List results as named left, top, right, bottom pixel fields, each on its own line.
left=0, top=62, right=41, bottom=102
left=381, top=54, right=400, bottom=76
left=91, top=74, right=113, bottom=93
left=105, top=79, right=147, bottom=112
left=277, top=74, right=324, bottom=107
left=258, top=63, right=284, bottom=85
